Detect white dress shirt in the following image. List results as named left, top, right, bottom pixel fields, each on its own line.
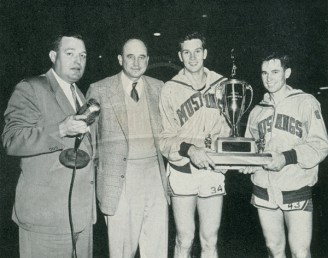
left=51, top=69, right=82, bottom=112
left=121, top=72, right=144, bottom=98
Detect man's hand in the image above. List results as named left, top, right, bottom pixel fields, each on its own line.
left=263, top=151, right=286, bottom=171
left=214, top=167, right=228, bottom=174
left=238, top=166, right=261, bottom=174
left=59, top=115, right=88, bottom=137
left=188, top=145, right=216, bottom=170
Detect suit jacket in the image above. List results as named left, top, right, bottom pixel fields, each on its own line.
left=2, top=69, right=96, bottom=234
left=87, top=72, right=169, bottom=215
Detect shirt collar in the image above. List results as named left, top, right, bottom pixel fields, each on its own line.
left=121, top=72, right=144, bottom=95
left=51, top=69, right=81, bottom=111
left=51, top=68, right=74, bottom=89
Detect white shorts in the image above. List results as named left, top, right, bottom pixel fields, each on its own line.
left=168, top=164, right=226, bottom=197
left=251, top=194, right=313, bottom=211
left=251, top=185, right=313, bottom=211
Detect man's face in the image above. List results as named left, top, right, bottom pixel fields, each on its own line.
left=49, top=36, right=87, bottom=83
left=178, top=39, right=207, bottom=73
left=118, top=39, right=149, bottom=80
left=261, top=59, right=291, bottom=94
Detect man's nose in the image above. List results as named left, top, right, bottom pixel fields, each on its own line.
left=133, top=58, right=139, bottom=66
left=74, top=55, right=82, bottom=64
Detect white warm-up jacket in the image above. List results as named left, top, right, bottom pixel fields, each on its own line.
left=159, top=68, right=230, bottom=171
left=246, top=86, right=328, bottom=191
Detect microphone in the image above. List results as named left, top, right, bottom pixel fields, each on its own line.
left=76, top=98, right=101, bottom=125
left=73, top=99, right=100, bottom=153
left=59, top=98, right=100, bottom=169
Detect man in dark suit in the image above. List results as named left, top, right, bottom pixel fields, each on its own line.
left=2, top=34, right=96, bottom=258
left=87, top=38, right=169, bottom=258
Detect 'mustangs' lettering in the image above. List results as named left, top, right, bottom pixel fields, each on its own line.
left=257, top=113, right=302, bottom=138
left=258, top=115, right=273, bottom=136
left=275, top=114, right=302, bottom=137
left=176, top=92, right=218, bottom=126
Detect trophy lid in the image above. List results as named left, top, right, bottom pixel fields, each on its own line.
left=220, top=49, right=248, bottom=86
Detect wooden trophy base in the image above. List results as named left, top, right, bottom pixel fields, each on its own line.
left=208, top=137, right=272, bottom=169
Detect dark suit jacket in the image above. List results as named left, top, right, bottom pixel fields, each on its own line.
left=87, top=72, right=169, bottom=215
left=2, top=69, right=96, bottom=234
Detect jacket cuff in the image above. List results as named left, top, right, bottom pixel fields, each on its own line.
left=178, top=142, right=193, bottom=157
left=282, top=149, right=297, bottom=165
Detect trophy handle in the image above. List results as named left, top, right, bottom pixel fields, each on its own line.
left=243, top=84, right=253, bottom=115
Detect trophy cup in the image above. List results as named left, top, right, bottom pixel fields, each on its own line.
left=208, top=49, right=271, bottom=168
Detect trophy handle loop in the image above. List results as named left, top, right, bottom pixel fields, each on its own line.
left=243, top=84, right=253, bottom=115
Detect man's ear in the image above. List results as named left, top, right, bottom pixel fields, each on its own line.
left=203, top=49, right=207, bottom=60
left=178, top=51, right=183, bottom=62
left=49, top=50, right=56, bottom=64
left=118, top=55, right=123, bottom=66
left=285, top=68, right=291, bottom=79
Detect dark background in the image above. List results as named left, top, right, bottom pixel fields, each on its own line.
left=1, top=0, right=328, bottom=257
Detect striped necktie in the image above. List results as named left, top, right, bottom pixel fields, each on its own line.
left=70, top=84, right=93, bottom=153
left=70, top=84, right=81, bottom=111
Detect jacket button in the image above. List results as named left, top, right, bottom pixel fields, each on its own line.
left=121, top=175, right=125, bottom=178
left=123, top=158, right=127, bottom=161
left=90, top=181, right=94, bottom=184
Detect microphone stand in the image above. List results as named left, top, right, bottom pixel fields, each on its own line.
left=59, top=99, right=100, bottom=258
left=68, top=134, right=85, bottom=258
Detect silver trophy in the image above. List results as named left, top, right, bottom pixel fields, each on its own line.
left=208, top=49, right=271, bottom=168
left=220, top=79, right=253, bottom=137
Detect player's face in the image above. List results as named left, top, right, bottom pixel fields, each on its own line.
left=49, top=37, right=87, bottom=83
left=261, top=59, right=291, bottom=94
left=118, top=39, right=149, bottom=80
left=178, top=39, right=207, bottom=74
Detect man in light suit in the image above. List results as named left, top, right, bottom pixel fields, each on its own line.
left=2, top=34, right=96, bottom=258
left=87, top=38, right=169, bottom=258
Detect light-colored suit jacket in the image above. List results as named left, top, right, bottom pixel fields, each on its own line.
left=2, top=69, right=96, bottom=234
left=87, top=72, right=169, bottom=215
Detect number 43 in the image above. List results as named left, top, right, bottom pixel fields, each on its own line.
left=288, top=202, right=301, bottom=209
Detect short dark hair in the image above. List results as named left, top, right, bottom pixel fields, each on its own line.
left=262, top=52, right=290, bottom=70
left=179, top=32, right=206, bottom=50
left=51, top=34, right=84, bottom=52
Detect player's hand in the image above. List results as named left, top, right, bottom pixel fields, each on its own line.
left=188, top=145, right=216, bottom=170
left=263, top=151, right=286, bottom=171
left=59, top=115, right=88, bottom=137
left=214, top=167, right=228, bottom=174
left=238, top=166, right=260, bottom=174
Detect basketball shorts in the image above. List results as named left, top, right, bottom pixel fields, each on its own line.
left=168, top=164, right=226, bottom=197
left=251, top=185, right=313, bottom=212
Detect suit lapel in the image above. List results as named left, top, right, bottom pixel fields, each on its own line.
left=107, top=73, right=129, bottom=141
left=46, top=70, right=76, bottom=116
left=143, top=76, right=162, bottom=137
left=46, top=70, right=93, bottom=156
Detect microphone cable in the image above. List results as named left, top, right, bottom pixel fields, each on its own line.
left=63, top=99, right=100, bottom=258
left=68, top=146, right=79, bottom=258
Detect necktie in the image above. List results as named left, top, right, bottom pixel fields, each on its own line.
left=131, top=82, right=139, bottom=102
left=70, top=84, right=93, bottom=153
left=70, top=84, right=81, bottom=111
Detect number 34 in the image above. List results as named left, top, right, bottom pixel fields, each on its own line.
left=211, top=185, right=223, bottom=194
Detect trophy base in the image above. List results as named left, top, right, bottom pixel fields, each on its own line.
left=210, top=137, right=272, bottom=169
left=59, top=148, right=90, bottom=169
left=216, top=137, right=257, bottom=153
left=208, top=152, right=272, bottom=166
